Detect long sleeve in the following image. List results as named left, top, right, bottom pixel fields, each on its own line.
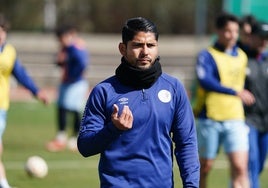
left=172, top=84, right=200, bottom=187
left=12, top=59, right=39, bottom=96
left=77, top=85, right=122, bottom=157
left=64, top=45, right=89, bottom=83
left=78, top=74, right=200, bottom=187
left=196, top=50, right=236, bottom=95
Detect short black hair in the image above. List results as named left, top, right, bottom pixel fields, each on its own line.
left=122, top=17, right=158, bottom=44
left=215, top=12, right=239, bottom=29
left=239, top=14, right=257, bottom=28
left=55, top=24, right=77, bottom=38
left=0, top=14, right=10, bottom=31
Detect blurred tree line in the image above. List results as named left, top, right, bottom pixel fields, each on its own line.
left=0, top=0, right=223, bottom=34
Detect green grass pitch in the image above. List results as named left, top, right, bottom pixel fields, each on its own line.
left=3, top=101, right=268, bottom=187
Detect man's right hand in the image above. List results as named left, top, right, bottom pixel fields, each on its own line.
left=237, top=89, right=255, bottom=106
left=111, top=104, right=133, bottom=131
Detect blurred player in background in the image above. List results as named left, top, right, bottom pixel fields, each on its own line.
left=237, top=15, right=257, bottom=53
left=77, top=17, right=200, bottom=187
left=0, top=14, right=49, bottom=188
left=46, top=24, right=89, bottom=152
left=241, top=21, right=268, bottom=188
left=194, top=12, right=255, bottom=188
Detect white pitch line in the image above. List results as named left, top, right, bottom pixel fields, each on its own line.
left=4, top=160, right=268, bottom=170
left=5, top=160, right=98, bottom=170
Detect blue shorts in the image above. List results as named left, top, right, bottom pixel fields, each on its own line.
left=197, top=118, right=249, bottom=159
left=0, top=110, right=7, bottom=142
left=57, top=79, right=89, bottom=112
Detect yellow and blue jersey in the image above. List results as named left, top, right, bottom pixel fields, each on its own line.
left=0, top=43, right=39, bottom=110
left=0, top=44, right=16, bottom=109
left=195, top=43, right=247, bottom=121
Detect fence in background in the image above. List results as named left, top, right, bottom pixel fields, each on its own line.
left=8, top=33, right=209, bottom=101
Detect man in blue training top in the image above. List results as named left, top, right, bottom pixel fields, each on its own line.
left=46, top=24, right=89, bottom=152
left=78, top=17, right=200, bottom=188
left=241, top=21, right=268, bottom=188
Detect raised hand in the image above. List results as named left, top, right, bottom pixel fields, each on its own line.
left=111, top=104, right=133, bottom=131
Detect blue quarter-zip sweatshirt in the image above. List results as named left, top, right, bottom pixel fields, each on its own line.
left=78, top=73, right=200, bottom=188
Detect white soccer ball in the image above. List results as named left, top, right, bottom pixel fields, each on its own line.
left=25, top=156, right=48, bottom=178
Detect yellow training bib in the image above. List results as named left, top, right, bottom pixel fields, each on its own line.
left=206, top=47, right=247, bottom=121
left=0, top=44, right=17, bottom=110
